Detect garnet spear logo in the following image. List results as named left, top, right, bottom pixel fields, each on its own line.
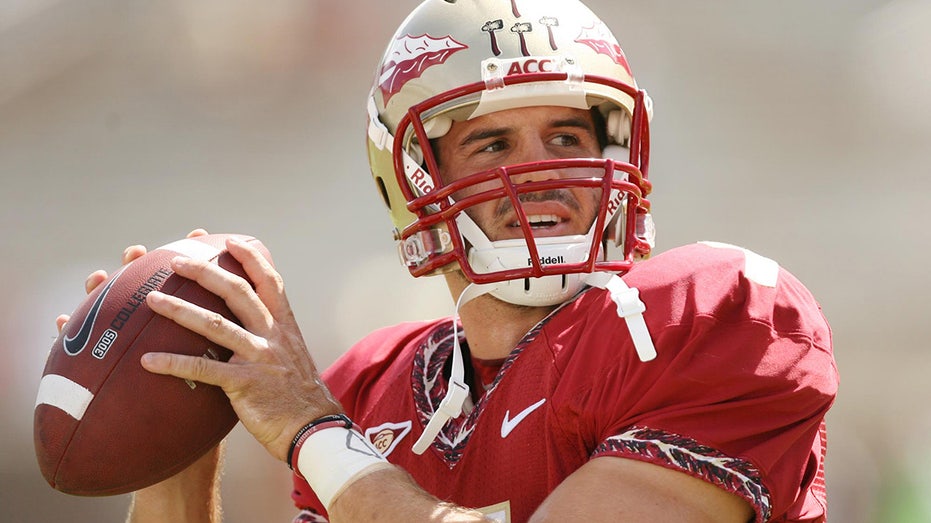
left=576, top=22, right=632, bottom=76
left=378, top=34, right=468, bottom=104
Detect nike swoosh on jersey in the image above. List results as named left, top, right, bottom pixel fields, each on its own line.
left=500, top=398, right=546, bottom=438
left=62, top=268, right=124, bottom=356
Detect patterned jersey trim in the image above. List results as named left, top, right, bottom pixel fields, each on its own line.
left=410, top=308, right=560, bottom=467
left=292, top=508, right=328, bottom=522
left=410, top=322, right=474, bottom=463
left=595, top=426, right=772, bottom=523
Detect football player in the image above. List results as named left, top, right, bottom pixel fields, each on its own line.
left=63, top=0, right=838, bottom=521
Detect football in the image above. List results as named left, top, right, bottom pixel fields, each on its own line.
left=34, top=233, right=272, bottom=496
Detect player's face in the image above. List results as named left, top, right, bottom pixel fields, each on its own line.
left=433, top=106, right=603, bottom=242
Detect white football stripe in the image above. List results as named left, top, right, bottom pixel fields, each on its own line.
left=156, top=238, right=222, bottom=261
left=35, top=374, right=94, bottom=420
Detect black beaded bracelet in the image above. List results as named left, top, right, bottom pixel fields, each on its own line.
left=287, top=414, right=354, bottom=471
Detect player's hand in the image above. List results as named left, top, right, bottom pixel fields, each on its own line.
left=55, top=229, right=209, bottom=333
left=139, top=236, right=343, bottom=462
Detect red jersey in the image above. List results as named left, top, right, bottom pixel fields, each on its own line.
left=292, top=242, right=838, bottom=522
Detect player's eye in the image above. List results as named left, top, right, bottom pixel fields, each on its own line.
left=551, top=134, right=580, bottom=147
left=477, top=140, right=508, bottom=154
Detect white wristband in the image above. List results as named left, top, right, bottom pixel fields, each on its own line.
left=296, top=425, right=391, bottom=509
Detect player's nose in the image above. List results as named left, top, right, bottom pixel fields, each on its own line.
left=509, top=139, right=563, bottom=185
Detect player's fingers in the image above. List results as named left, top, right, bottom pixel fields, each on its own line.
left=186, top=228, right=209, bottom=238
left=140, top=350, right=230, bottom=389
left=56, top=314, right=70, bottom=333
left=146, top=290, right=269, bottom=359
left=84, top=270, right=109, bottom=294
left=121, top=245, right=147, bottom=266
left=167, top=255, right=273, bottom=335
left=225, top=238, right=288, bottom=319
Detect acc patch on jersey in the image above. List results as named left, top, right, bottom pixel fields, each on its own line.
left=364, top=420, right=412, bottom=457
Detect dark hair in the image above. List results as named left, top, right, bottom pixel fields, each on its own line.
left=590, top=107, right=609, bottom=151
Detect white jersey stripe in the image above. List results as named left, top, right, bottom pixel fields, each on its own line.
left=700, top=241, right=779, bottom=288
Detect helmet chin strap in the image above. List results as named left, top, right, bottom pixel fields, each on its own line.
left=410, top=271, right=655, bottom=455
left=582, top=272, right=656, bottom=362
left=411, top=281, right=496, bottom=455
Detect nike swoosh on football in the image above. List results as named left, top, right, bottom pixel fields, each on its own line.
left=62, top=269, right=124, bottom=356
left=501, top=398, right=546, bottom=438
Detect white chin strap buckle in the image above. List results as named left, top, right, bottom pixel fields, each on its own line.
left=584, top=273, right=657, bottom=362
left=411, top=377, right=469, bottom=455
left=411, top=283, right=496, bottom=455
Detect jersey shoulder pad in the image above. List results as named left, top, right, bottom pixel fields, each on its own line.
left=623, top=241, right=828, bottom=344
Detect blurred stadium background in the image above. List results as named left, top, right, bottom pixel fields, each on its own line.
left=2, top=0, right=929, bottom=521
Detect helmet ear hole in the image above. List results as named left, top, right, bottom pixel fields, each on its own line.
left=375, top=176, right=392, bottom=210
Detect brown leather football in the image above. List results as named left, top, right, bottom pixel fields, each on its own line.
left=34, top=233, right=271, bottom=496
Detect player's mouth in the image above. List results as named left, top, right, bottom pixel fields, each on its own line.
left=499, top=208, right=577, bottom=239
left=511, top=214, right=563, bottom=229
left=484, top=190, right=595, bottom=240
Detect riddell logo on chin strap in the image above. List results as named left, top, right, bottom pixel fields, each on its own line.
left=528, top=256, right=565, bottom=266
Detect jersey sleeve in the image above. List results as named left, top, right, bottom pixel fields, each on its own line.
left=574, top=243, right=838, bottom=522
